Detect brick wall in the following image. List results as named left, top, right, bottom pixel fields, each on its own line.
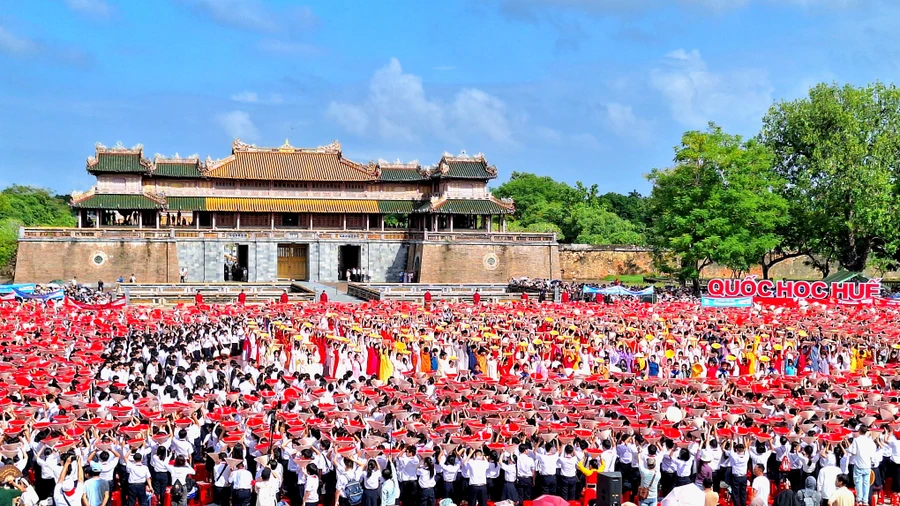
left=15, top=240, right=179, bottom=283
left=557, top=245, right=900, bottom=281
left=418, top=243, right=561, bottom=283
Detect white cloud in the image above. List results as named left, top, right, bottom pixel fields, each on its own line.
left=63, top=0, right=111, bottom=17
left=325, top=58, right=516, bottom=144
left=326, top=103, right=369, bottom=135
left=452, top=89, right=513, bottom=143
left=177, top=0, right=318, bottom=33
left=649, top=49, right=772, bottom=128
left=231, top=91, right=259, bottom=103
left=230, top=91, right=287, bottom=105
left=216, top=110, right=259, bottom=140
left=0, top=26, right=39, bottom=56
left=0, top=24, right=92, bottom=67
left=604, top=102, right=652, bottom=141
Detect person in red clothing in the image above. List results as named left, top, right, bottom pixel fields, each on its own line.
left=319, top=291, right=328, bottom=303
left=194, top=290, right=203, bottom=305
left=237, top=289, right=246, bottom=305
left=424, top=290, right=432, bottom=307
left=521, top=291, right=528, bottom=301
left=473, top=289, right=481, bottom=305
left=561, top=290, right=569, bottom=303
left=279, top=290, right=289, bottom=304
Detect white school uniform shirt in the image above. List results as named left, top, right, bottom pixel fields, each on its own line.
left=466, top=459, right=490, bottom=486
left=417, top=468, right=437, bottom=489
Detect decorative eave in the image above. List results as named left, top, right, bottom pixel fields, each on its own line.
left=430, top=150, right=498, bottom=179
left=375, top=159, right=421, bottom=170
left=489, top=194, right=516, bottom=212
left=70, top=187, right=96, bottom=205
left=86, top=141, right=153, bottom=170
left=230, top=138, right=343, bottom=155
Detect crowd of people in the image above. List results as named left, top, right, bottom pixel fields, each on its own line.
left=0, top=295, right=896, bottom=506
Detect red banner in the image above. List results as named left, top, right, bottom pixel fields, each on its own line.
left=63, top=296, right=127, bottom=310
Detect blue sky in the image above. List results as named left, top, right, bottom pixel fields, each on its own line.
left=0, top=0, right=893, bottom=195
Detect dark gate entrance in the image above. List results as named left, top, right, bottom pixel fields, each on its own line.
left=338, top=245, right=361, bottom=281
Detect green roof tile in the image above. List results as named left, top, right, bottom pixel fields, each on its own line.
left=89, top=154, right=149, bottom=174
left=379, top=168, right=428, bottom=182
left=153, top=162, right=203, bottom=178
left=376, top=200, right=422, bottom=213
left=165, top=197, right=207, bottom=211
left=71, top=194, right=161, bottom=209
left=432, top=199, right=513, bottom=214
left=433, top=160, right=496, bottom=180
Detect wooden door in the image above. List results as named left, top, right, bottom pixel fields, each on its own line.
left=277, top=244, right=308, bottom=280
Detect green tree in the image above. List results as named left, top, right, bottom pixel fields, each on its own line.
left=493, top=172, right=645, bottom=245
left=0, top=218, right=21, bottom=274
left=0, top=186, right=76, bottom=226
left=760, top=82, right=900, bottom=272
left=647, top=123, right=788, bottom=293
left=0, top=186, right=75, bottom=276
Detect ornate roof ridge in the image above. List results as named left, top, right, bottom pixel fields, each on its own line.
left=375, top=159, right=421, bottom=169
left=88, top=142, right=152, bottom=169
left=489, top=194, right=516, bottom=210
left=70, top=187, right=96, bottom=204
left=154, top=153, right=201, bottom=163
left=440, top=149, right=485, bottom=162
left=231, top=138, right=343, bottom=155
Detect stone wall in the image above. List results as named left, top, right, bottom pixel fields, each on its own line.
left=15, top=240, right=179, bottom=283
left=418, top=242, right=561, bottom=283
left=557, top=245, right=900, bottom=281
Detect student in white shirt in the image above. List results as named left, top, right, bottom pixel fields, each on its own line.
left=362, top=459, right=383, bottom=506
left=515, top=444, right=535, bottom=503
left=727, top=441, right=751, bottom=506
left=229, top=461, right=254, bottom=506
left=750, top=464, right=770, bottom=506
left=125, top=452, right=152, bottom=506
left=54, top=456, right=85, bottom=506
left=418, top=457, right=438, bottom=506
left=848, top=427, right=878, bottom=506
left=557, top=445, right=579, bottom=501
left=536, top=442, right=559, bottom=497
left=381, top=461, right=399, bottom=506
left=211, top=452, right=232, bottom=506
left=499, top=452, right=518, bottom=503
left=303, top=464, right=320, bottom=506
left=439, top=451, right=461, bottom=501
left=461, top=449, right=490, bottom=506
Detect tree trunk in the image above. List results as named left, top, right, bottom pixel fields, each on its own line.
left=692, top=277, right=700, bottom=297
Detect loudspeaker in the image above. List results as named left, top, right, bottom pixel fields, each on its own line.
left=595, top=472, right=622, bottom=506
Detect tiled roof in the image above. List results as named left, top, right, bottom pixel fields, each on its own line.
left=431, top=153, right=498, bottom=180
left=206, top=198, right=390, bottom=214
left=165, top=197, right=207, bottom=210
left=376, top=200, right=421, bottom=213
left=379, top=168, right=429, bottom=182
left=205, top=139, right=377, bottom=181
left=88, top=153, right=150, bottom=174
left=431, top=199, right=513, bottom=214
left=71, top=194, right=162, bottom=209
left=152, top=161, right=203, bottom=178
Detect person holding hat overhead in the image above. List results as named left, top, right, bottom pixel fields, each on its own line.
left=124, top=451, right=151, bottom=506
left=53, top=455, right=84, bottom=506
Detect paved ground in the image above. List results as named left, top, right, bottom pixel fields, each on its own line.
left=294, top=281, right=362, bottom=302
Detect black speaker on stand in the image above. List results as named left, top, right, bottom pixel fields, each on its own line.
left=596, top=472, right=622, bottom=506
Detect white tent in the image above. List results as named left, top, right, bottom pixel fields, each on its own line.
left=660, top=484, right=706, bottom=506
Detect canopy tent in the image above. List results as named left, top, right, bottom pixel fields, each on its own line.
left=822, top=270, right=870, bottom=284
left=0, top=284, right=34, bottom=294
left=582, top=285, right=654, bottom=296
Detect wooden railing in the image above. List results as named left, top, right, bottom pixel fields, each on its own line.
left=20, top=227, right=556, bottom=243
